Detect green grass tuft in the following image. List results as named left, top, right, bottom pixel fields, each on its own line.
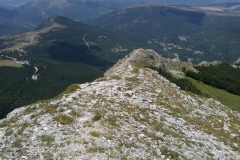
left=55, top=84, right=80, bottom=99
left=87, top=146, right=106, bottom=153
left=55, top=114, right=74, bottom=125
left=13, top=138, right=22, bottom=148
left=89, top=131, right=100, bottom=137
left=92, top=109, right=104, bottom=122
left=40, top=135, right=55, bottom=143
left=0, top=120, right=8, bottom=128
left=18, top=122, right=31, bottom=135
left=161, top=148, right=179, bottom=160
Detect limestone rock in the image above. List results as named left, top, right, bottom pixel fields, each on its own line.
left=0, top=49, right=239, bottom=160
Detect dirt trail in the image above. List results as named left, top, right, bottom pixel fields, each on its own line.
left=0, top=22, right=66, bottom=51
left=32, top=66, right=38, bottom=81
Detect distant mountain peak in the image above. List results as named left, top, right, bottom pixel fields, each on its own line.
left=0, top=16, right=68, bottom=51
left=37, top=16, right=75, bottom=29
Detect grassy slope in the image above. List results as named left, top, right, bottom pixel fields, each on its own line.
left=0, top=60, right=22, bottom=67
left=150, top=61, right=240, bottom=111
left=188, top=77, right=240, bottom=111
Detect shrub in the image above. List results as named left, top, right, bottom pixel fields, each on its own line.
left=107, top=116, right=117, bottom=125
left=132, top=67, right=139, bottom=73
left=5, top=129, right=13, bottom=136
left=89, top=131, right=100, bottom=137
left=92, top=110, right=104, bottom=122
left=55, top=114, right=74, bottom=125
left=125, top=77, right=139, bottom=84
left=44, top=105, right=58, bottom=114
left=24, top=106, right=37, bottom=114
left=62, top=84, right=80, bottom=94
left=40, top=135, right=55, bottom=143
left=150, top=66, right=202, bottom=95
left=87, top=146, right=105, bottom=153
left=87, top=147, right=98, bottom=153
left=0, top=120, right=8, bottom=128
left=55, top=84, right=80, bottom=99
left=161, top=148, right=179, bottom=160
left=111, top=75, right=121, bottom=80
left=186, top=63, right=240, bottom=96
left=13, top=138, right=22, bottom=148
left=18, top=122, right=31, bottom=135
left=69, top=107, right=80, bottom=117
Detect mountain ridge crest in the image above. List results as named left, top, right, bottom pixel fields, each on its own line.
left=0, top=49, right=240, bottom=159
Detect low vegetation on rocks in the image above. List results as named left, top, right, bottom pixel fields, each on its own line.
left=149, top=66, right=203, bottom=95
left=0, top=49, right=239, bottom=159
left=54, top=114, right=74, bottom=125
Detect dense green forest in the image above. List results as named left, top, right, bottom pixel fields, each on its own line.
left=185, top=63, right=240, bottom=96
left=0, top=16, right=154, bottom=119
left=150, top=67, right=203, bottom=95
left=0, top=63, right=103, bottom=118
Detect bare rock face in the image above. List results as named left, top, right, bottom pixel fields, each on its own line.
left=233, top=57, right=240, bottom=67
left=0, top=49, right=240, bottom=160
left=197, top=60, right=222, bottom=67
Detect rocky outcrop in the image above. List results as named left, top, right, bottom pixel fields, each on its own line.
left=197, top=61, right=222, bottom=67
left=104, top=48, right=194, bottom=77
left=0, top=49, right=239, bottom=159
left=233, top=57, right=240, bottom=68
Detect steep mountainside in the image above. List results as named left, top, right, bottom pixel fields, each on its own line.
left=88, top=4, right=240, bottom=63
left=0, top=7, right=18, bottom=18
left=0, top=7, right=28, bottom=36
left=89, top=4, right=205, bottom=37
left=0, top=0, right=31, bottom=9
left=9, top=0, right=155, bottom=31
left=0, top=16, right=150, bottom=118
left=0, top=0, right=146, bottom=34
left=1, top=0, right=240, bottom=36
left=2, top=1, right=240, bottom=35
left=0, top=49, right=239, bottom=159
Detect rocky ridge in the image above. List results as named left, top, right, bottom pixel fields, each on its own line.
left=0, top=49, right=240, bottom=159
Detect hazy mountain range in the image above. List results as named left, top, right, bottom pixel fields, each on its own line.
left=1, top=0, right=240, bottom=36
left=1, top=0, right=240, bottom=8
left=88, top=4, right=240, bottom=63
left=0, top=0, right=30, bottom=9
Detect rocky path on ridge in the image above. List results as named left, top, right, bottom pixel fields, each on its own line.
left=0, top=49, right=239, bottom=160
